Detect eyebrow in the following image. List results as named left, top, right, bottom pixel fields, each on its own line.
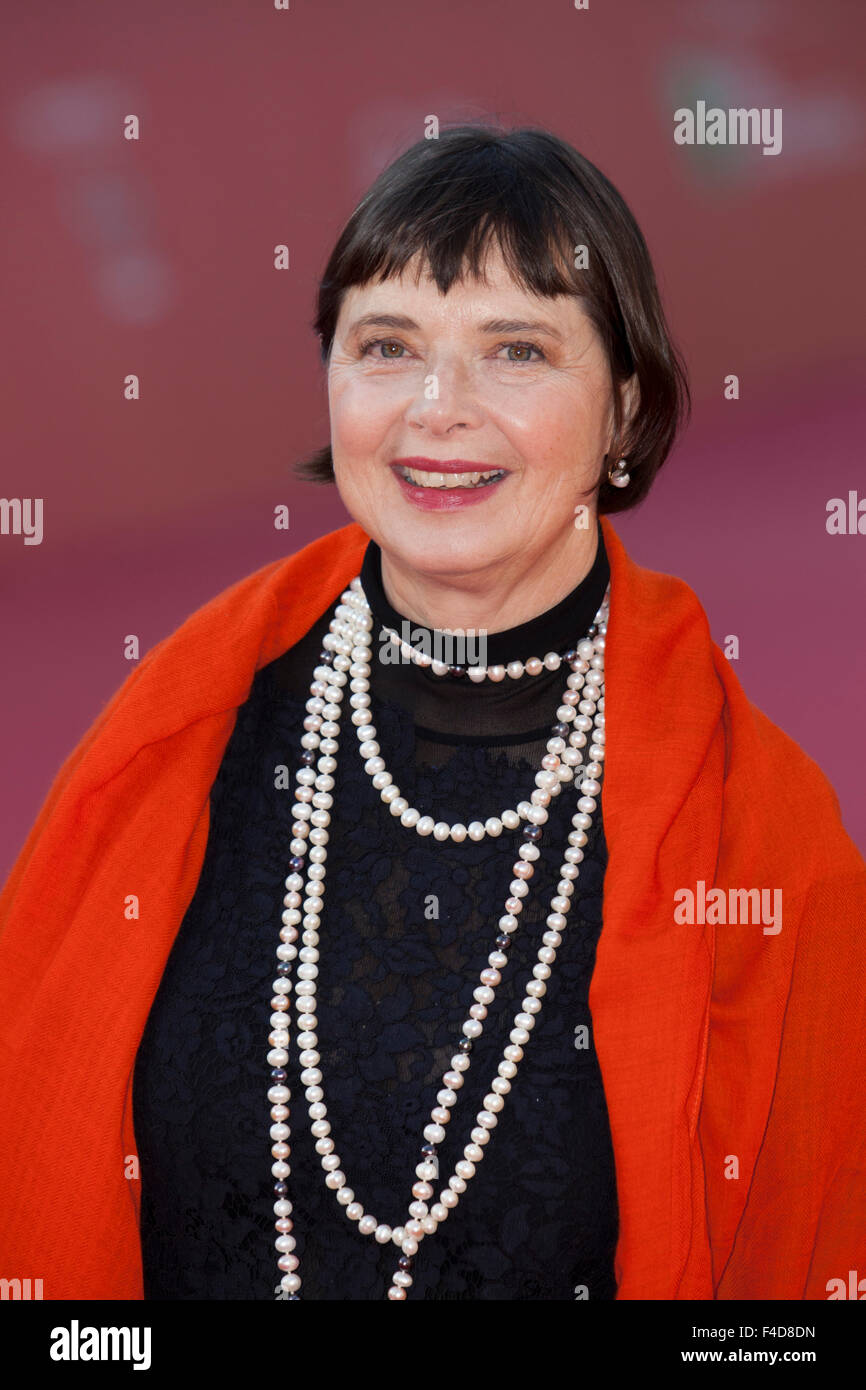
left=346, top=312, right=566, bottom=342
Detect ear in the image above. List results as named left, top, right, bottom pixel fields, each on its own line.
left=604, top=375, right=640, bottom=461
left=619, top=373, right=640, bottom=435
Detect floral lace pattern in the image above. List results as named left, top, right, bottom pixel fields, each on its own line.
left=132, top=615, right=618, bottom=1300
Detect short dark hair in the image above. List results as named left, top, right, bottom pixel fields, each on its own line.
left=295, top=123, right=690, bottom=514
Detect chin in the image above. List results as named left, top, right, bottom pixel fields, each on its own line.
left=378, top=519, right=500, bottom=572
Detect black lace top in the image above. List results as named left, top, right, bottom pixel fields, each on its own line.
left=132, top=520, right=619, bottom=1300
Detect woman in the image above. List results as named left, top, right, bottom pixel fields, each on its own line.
left=1, top=125, right=864, bottom=1302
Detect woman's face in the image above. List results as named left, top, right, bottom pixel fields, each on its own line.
left=327, top=242, right=632, bottom=590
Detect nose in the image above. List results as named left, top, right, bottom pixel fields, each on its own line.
left=403, top=353, right=484, bottom=433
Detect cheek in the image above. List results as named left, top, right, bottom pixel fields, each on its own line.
left=498, top=383, right=603, bottom=458
left=330, top=377, right=402, bottom=457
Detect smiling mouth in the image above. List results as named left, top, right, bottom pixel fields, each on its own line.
left=397, top=466, right=507, bottom=490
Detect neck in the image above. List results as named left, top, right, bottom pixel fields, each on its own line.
left=378, top=520, right=601, bottom=636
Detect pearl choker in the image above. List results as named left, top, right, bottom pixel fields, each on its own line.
left=381, top=623, right=580, bottom=682
left=268, top=576, right=609, bottom=1299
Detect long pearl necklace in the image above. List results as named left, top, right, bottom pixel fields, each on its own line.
left=268, top=576, right=610, bottom=1300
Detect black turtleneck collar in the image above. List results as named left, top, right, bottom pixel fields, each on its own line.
left=359, top=519, right=609, bottom=666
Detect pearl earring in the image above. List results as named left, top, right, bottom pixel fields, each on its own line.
left=607, top=458, right=630, bottom=488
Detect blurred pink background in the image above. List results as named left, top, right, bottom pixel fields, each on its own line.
left=1, top=0, right=864, bottom=878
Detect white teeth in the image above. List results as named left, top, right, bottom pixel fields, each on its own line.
left=401, top=467, right=504, bottom=489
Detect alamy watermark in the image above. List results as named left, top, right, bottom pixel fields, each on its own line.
left=674, top=102, right=782, bottom=157
left=674, top=880, right=782, bottom=935
left=49, top=1320, right=151, bottom=1370
left=378, top=621, right=489, bottom=671
left=1, top=1276, right=43, bottom=1299
left=0, top=497, right=42, bottom=545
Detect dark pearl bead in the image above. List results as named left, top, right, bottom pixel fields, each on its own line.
left=563, top=648, right=577, bottom=665
left=448, top=665, right=466, bottom=678
left=286, top=1293, right=301, bottom=1300
left=522, top=824, right=542, bottom=841
left=458, top=1038, right=473, bottom=1054
left=288, top=855, right=304, bottom=872
left=270, top=1068, right=288, bottom=1083
left=397, top=1255, right=414, bottom=1271
left=300, top=750, right=315, bottom=765
left=319, top=650, right=334, bottom=664
left=552, top=722, right=569, bottom=738
left=420, top=1142, right=436, bottom=1158
left=494, top=933, right=511, bottom=950
left=276, top=963, right=292, bottom=976
left=274, top=1182, right=288, bottom=1196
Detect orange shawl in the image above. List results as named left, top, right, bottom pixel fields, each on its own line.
left=1, top=516, right=865, bottom=1300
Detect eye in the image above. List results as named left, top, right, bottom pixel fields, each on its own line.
left=359, top=337, right=407, bottom=359
left=498, top=341, right=547, bottom=364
